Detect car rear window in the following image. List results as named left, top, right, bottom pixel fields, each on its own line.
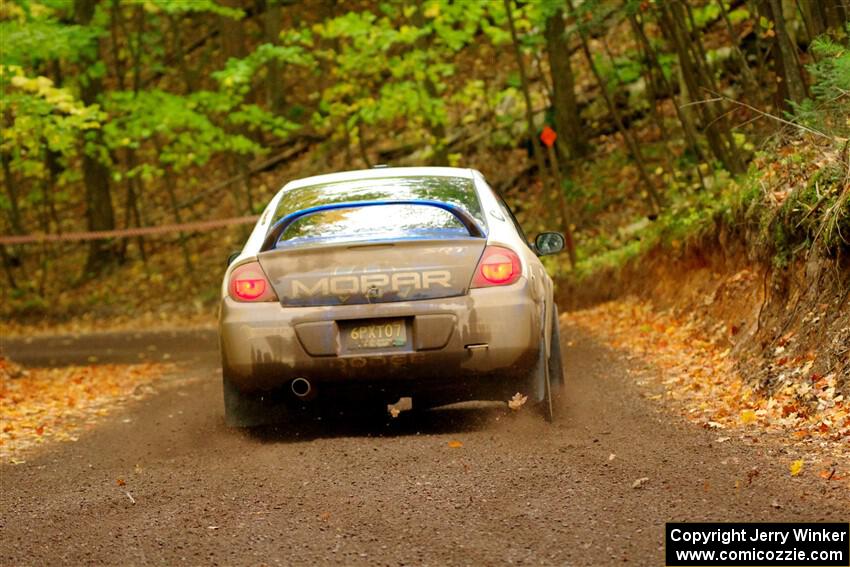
left=269, top=176, right=485, bottom=246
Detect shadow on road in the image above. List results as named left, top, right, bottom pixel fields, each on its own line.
left=240, top=402, right=511, bottom=444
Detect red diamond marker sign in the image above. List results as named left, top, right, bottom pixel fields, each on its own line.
left=540, top=126, right=557, bottom=148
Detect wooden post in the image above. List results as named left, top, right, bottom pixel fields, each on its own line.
left=541, top=127, right=577, bottom=269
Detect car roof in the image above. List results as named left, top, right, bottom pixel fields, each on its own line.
left=281, top=166, right=478, bottom=192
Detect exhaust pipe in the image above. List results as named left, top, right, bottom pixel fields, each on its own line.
left=290, top=377, right=312, bottom=398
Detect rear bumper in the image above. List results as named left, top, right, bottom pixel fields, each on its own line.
left=219, top=280, right=542, bottom=400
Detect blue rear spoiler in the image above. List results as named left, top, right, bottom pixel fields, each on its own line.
left=260, top=199, right=486, bottom=252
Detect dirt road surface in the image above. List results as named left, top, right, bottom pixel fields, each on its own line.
left=1, top=325, right=846, bottom=566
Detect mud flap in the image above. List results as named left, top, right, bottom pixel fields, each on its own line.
left=530, top=335, right=554, bottom=421
left=549, top=307, right=565, bottom=395
left=533, top=307, right=562, bottom=422
left=530, top=342, right=548, bottom=404
left=530, top=304, right=550, bottom=404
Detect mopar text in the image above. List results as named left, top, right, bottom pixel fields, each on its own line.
left=290, top=270, right=452, bottom=297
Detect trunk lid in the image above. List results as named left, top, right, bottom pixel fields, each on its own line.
left=257, top=238, right=486, bottom=307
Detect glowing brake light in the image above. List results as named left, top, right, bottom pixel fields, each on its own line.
left=235, top=278, right=266, bottom=299
left=471, top=246, right=522, bottom=288
left=229, top=261, right=277, bottom=302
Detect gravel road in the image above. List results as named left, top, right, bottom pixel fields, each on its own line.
left=1, top=325, right=846, bottom=566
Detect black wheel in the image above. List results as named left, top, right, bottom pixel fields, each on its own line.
left=223, top=372, right=287, bottom=427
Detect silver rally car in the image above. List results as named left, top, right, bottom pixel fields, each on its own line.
left=219, top=167, right=566, bottom=426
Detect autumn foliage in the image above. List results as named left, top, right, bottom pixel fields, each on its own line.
left=0, top=357, right=170, bottom=463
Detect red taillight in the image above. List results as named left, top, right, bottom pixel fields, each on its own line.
left=235, top=278, right=266, bottom=299
left=471, top=246, right=522, bottom=288
left=229, top=262, right=277, bottom=302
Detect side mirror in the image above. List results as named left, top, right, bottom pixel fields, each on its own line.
left=534, top=232, right=565, bottom=256
left=226, top=251, right=241, bottom=266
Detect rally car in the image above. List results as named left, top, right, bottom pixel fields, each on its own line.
left=219, top=166, right=566, bottom=426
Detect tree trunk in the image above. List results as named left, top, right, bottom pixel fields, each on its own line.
left=656, top=1, right=744, bottom=174
left=544, top=8, right=590, bottom=160
left=169, top=13, right=198, bottom=93
left=75, top=0, right=118, bottom=275
left=0, top=147, right=24, bottom=235
left=822, top=0, right=849, bottom=31
left=717, top=0, right=759, bottom=99
left=412, top=3, right=449, bottom=165
left=570, top=1, right=662, bottom=213
left=684, top=1, right=719, bottom=93
left=0, top=244, right=18, bottom=290
left=219, top=0, right=246, bottom=62
left=124, top=151, right=148, bottom=263
left=503, top=0, right=550, bottom=191
left=623, top=23, right=676, bottom=176
left=263, top=0, right=286, bottom=115
left=766, top=0, right=808, bottom=108
left=153, top=139, right=193, bottom=273
left=544, top=143, right=577, bottom=268
left=797, top=0, right=827, bottom=38
left=629, top=13, right=707, bottom=173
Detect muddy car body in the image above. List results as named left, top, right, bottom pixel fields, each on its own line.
left=219, top=167, right=565, bottom=425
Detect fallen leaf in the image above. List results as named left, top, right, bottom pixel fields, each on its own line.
left=0, top=359, right=170, bottom=462
left=789, top=459, right=804, bottom=476
left=818, top=469, right=844, bottom=481
left=508, top=392, right=528, bottom=411
left=740, top=409, right=757, bottom=425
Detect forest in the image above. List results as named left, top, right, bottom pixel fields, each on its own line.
left=1, top=2, right=849, bottom=553
left=0, top=0, right=848, bottom=327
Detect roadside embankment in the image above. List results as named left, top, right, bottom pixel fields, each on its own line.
left=557, top=220, right=849, bottom=489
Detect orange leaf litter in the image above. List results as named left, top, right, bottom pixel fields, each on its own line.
left=565, top=299, right=848, bottom=480
left=0, top=357, right=172, bottom=463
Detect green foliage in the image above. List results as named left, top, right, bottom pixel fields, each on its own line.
left=0, top=66, right=104, bottom=183
left=595, top=53, right=643, bottom=88
left=279, top=0, right=490, bottom=156
left=147, top=0, right=244, bottom=18
left=1, top=0, right=846, bottom=321
left=0, top=19, right=102, bottom=66
left=770, top=162, right=849, bottom=261
left=214, top=43, right=310, bottom=95
left=794, top=26, right=850, bottom=137
left=689, top=3, right=721, bottom=29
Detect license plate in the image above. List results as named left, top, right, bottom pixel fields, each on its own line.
left=344, top=319, right=407, bottom=350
